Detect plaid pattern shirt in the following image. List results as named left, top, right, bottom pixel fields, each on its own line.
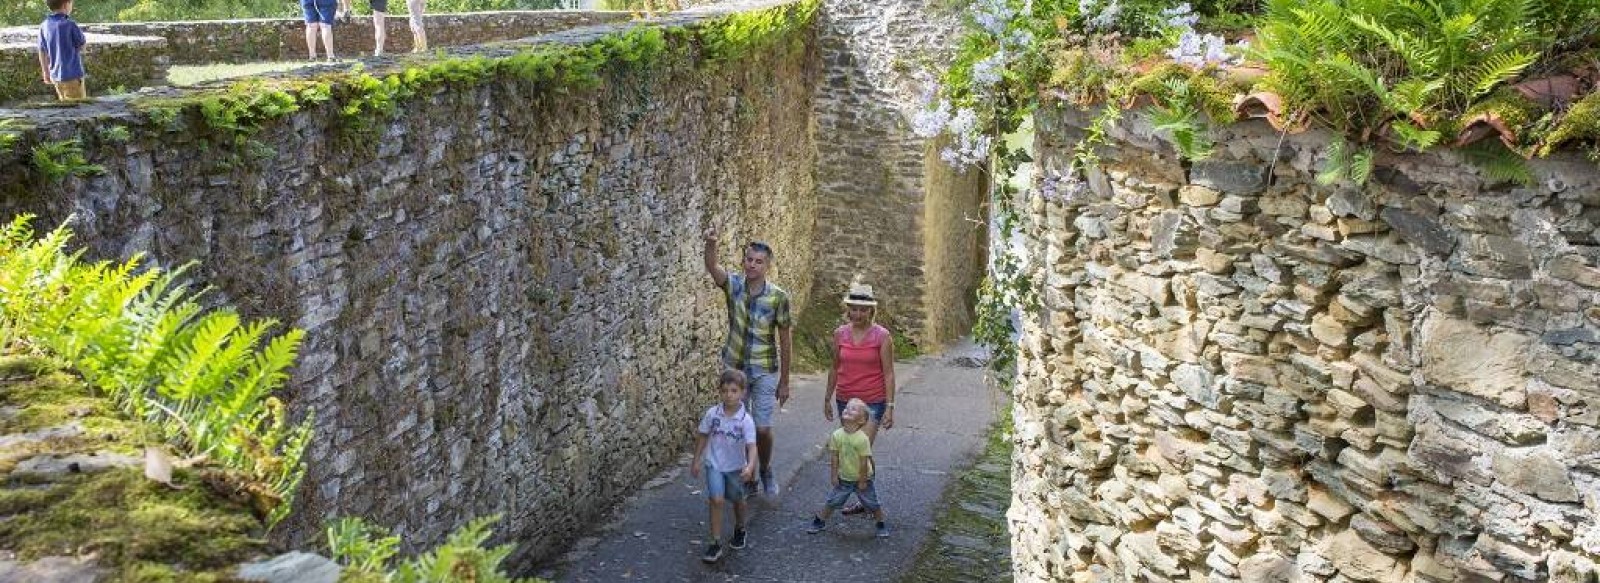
left=721, top=274, right=792, bottom=373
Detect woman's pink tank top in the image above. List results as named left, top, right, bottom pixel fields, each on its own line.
left=834, top=324, right=889, bottom=403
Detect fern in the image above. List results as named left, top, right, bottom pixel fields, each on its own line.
left=1460, top=140, right=1534, bottom=185
left=328, top=515, right=531, bottom=583
left=0, top=216, right=312, bottom=528
left=30, top=139, right=104, bottom=182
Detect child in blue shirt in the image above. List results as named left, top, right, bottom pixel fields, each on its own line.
left=37, top=0, right=87, bottom=101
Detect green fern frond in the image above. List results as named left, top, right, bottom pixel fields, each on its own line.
left=1466, top=49, right=1538, bottom=100
left=1460, top=140, right=1534, bottom=185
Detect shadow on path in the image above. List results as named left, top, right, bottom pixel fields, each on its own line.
left=542, top=341, right=1004, bottom=583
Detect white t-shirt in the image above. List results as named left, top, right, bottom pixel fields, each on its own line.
left=698, top=403, right=757, bottom=473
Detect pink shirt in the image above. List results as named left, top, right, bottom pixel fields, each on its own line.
left=834, top=324, right=890, bottom=403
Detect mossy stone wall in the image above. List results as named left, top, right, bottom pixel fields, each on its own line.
left=0, top=2, right=817, bottom=567
left=1011, top=101, right=1600, bottom=582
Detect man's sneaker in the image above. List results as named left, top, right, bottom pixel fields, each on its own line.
left=729, top=529, right=749, bottom=550
left=875, top=522, right=890, bottom=538
left=701, top=543, right=724, bottom=563
left=806, top=516, right=826, bottom=534
left=761, top=471, right=779, bottom=496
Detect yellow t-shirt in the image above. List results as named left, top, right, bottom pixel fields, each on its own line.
left=830, top=427, right=873, bottom=481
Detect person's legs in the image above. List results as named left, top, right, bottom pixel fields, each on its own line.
left=745, top=371, right=779, bottom=493
left=406, top=0, right=427, bottom=52
left=53, top=79, right=86, bottom=100
left=371, top=12, right=386, bottom=55
left=304, top=23, right=319, bottom=59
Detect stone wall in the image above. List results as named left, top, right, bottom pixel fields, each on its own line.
left=0, top=3, right=816, bottom=567
left=810, top=0, right=983, bottom=350
left=1010, top=101, right=1600, bottom=582
left=0, top=31, right=168, bottom=104
left=80, top=11, right=630, bottom=64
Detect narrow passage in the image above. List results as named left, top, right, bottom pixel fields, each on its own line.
left=546, top=342, right=1004, bottom=583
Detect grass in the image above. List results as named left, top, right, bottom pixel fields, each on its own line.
left=167, top=60, right=355, bottom=87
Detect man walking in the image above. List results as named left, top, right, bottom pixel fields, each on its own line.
left=704, top=227, right=792, bottom=496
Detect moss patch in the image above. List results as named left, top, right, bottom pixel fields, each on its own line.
left=900, top=417, right=1013, bottom=583
left=0, top=355, right=268, bottom=579
left=0, top=469, right=266, bottom=579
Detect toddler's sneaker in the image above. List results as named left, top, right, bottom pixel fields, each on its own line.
left=729, top=529, right=749, bottom=550
left=701, top=542, right=724, bottom=563
left=875, top=521, right=890, bottom=538
left=806, top=516, right=826, bottom=534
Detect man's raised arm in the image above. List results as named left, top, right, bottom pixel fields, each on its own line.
left=703, top=227, right=728, bottom=288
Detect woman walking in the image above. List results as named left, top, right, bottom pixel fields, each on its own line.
left=823, top=282, right=897, bottom=440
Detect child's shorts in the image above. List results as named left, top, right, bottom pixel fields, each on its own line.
left=704, top=463, right=747, bottom=502
left=826, top=479, right=881, bottom=511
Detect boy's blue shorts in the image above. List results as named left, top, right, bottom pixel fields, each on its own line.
left=302, top=0, right=337, bottom=24
left=704, top=463, right=747, bottom=502
left=826, top=479, right=881, bottom=511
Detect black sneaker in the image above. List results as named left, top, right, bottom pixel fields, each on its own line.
left=805, top=516, right=826, bottom=534
left=729, top=529, right=748, bottom=549
left=701, top=542, right=724, bottom=563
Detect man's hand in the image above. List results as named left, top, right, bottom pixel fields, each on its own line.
left=739, top=464, right=755, bottom=482
left=881, top=409, right=894, bottom=430
left=690, top=462, right=701, bottom=478
left=777, top=378, right=790, bottom=407
left=823, top=400, right=834, bottom=421
left=703, top=226, right=717, bottom=244
left=41, top=71, right=51, bottom=85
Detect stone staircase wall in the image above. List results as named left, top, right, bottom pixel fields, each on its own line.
left=1010, top=102, right=1600, bottom=582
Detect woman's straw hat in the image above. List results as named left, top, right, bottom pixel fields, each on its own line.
left=843, top=282, right=878, bottom=306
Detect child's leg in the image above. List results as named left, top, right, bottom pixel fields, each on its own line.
left=733, top=499, right=748, bottom=530
left=406, top=0, right=427, bottom=52
left=372, top=12, right=386, bottom=55
left=320, top=24, right=336, bottom=59
left=708, top=497, right=725, bottom=540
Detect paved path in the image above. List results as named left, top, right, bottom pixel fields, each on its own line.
left=542, top=343, right=1004, bottom=583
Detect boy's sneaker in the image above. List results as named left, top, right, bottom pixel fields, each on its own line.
left=701, top=543, right=724, bottom=563
left=761, top=470, right=779, bottom=496
left=875, top=521, right=890, bottom=538
left=806, top=516, right=826, bottom=534
left=729, top=529, right=749, bottom=549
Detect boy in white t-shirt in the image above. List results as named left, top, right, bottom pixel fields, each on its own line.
left=690, top=369, right=758, bottom=563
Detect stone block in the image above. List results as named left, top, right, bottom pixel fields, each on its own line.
left=1491, top=448, right=1581, bottom=503
left=1419, top=312, right=1533, bottom=408
left=1549, top=254, right=1600, bottom=289
left=1380, top=207, right=1455, bottom=257
left=1327, top=530, right=1408, bottom=582
left=1408, top=421, right=1492, bottom=485
left=1179, top=185, right=1222, bottom=206
left=1458, top=234, right=1534, bottom=279
left=1192, top=160, right=1270, bottom=195
left=1325, top=188, right=1377, bottom=220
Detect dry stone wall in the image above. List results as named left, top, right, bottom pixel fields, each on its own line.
left=0, top=3, right=816, bottom=567
left=0, top=30, right=168, bottom=104
left=811, top=0, right=984, bottom=349
left=80, top=11, right=629, bottom=64
left=1011, top=101, right=1600, bottom=582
